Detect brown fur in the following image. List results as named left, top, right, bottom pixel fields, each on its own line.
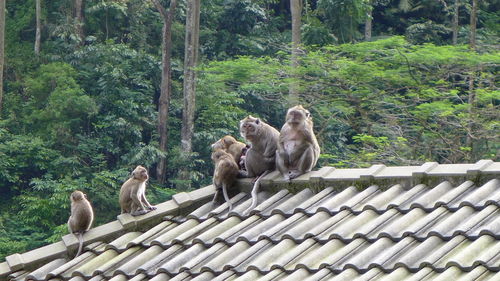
left=211, top=135, right=246, bottom=167
left=119, top=165, right=157, bottom=216
left=68, top=190, right=94, bottom=258
left=211, top=149, right=239, bottom=211
left=276, top=105, right=320, bottom=180
left=239, top=115, right=279, bottom=177
left=239, top=115, right=279, bottom=213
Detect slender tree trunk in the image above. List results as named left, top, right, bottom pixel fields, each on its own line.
left=152, top=0, right=177, bottom=184
left=179, top=0, right=200, bottom=188
left=289, top=0, right=302, bottom=104
left=466, top=72, right=475, bottom=161
left=364, top=6, right=372, bottom=41
left=452, top=0, right=459, bottom=45
left=35, top=0, right=42, bottom=55
left=0, top=0, right=5, bottom=113
left=75, top=0, right=84, bottom=44
left=469, top=0, right=477, bottom=50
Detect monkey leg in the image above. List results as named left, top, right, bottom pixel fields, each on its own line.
left=244, top=149, right=266, bottom=178
left=131, top=208, right=149, bottom=216
left=130, top=193, right=148, bottom=216
left=211, top=188, right=220, bottom=205
left=289, top=146, right=315, bottom=180
left=276, top=150, right=290, bottom=181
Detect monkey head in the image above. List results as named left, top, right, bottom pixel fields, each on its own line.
left=132, top=165, right=149, bottom=181
left=211, top=135, right=237, bottom=151
left=240, top=115, right=262, bottom=140
left=286, top=105, right=310, bottom=126
left=71, top=190, right=86, bottom=202
left=211, top=149, right=232, bottom=163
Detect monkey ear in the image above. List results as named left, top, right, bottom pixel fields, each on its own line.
left=306, top=110, right=311, bottom=118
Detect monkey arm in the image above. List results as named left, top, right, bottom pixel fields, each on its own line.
left=262, top=139, right=278, bottom=160
left=141, top=193, right=156, bottom=210
left=131, top=192, right=147, bottom=211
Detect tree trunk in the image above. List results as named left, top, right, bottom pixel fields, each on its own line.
left=35, top=0, right=41, bottom=55
left=0, top=0, right=4, bottom=113
left=466, top=72, right=475, bottom=161
left=75, top=0, right=84, bottom=44
left=364, top=6, right=372, bottom=41
left=452, top=0, right=459, bottom=45
left=289, top=0, right=301, bottom=104
left=179, top=0, right=200, bottom=188
left=469, top=0, right=477, bottom=50
left=152, top=0, right=177, bottom=184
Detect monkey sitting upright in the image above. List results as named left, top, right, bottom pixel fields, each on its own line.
left=119, top=165, right=157, bottom=216
left=239, top=116, right=280, bottom=178
left=68, top=190, right=94, bottom=258
left=211, top=135, right=247, bottom=169
left=276, top=105, right=320, bottom=180
left=239, top=115, right=280, bottom=212
left=211, top=149, right=239, bottom=211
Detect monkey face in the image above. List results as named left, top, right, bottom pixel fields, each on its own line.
left=240, top=116, right=261, bottom=138
left=286, top=105, right=310, bottom=125
left=132, top=166, right=149, bottom=181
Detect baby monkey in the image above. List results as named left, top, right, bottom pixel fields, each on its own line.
left=211, top=135, right=247, bottom=169
left=211, top=149, right=239, bottom=211
left=119, top=165, right=157, bottom=216
left=68, top=190, right=94, bottom=258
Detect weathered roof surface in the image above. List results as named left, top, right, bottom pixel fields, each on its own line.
left=1, top=160, right=499, bottom=281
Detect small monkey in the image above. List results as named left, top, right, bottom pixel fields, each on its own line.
left=211, top=135, right=247, bottom=169
left=239, top=144, right=249, bottom=171
left=211, top=149, right=239, bottom=211
left=239, top=116, right=280, bottom=212
left=119, top=165, right=157, bottom=216
left=68, top=190, right=94, bottom=258
left=276, top=105, right=320, bottom=180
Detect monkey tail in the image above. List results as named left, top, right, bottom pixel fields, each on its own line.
left=75, top=233, right=84, bottom=259
left=244, top=170, right=270, bottom=214
left=222, top=183, right=233, bottom=212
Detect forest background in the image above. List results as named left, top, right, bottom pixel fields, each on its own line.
left=0, top=0, right=498, bottom=261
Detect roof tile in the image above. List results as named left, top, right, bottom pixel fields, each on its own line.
left=2, top=162, right=499, bottom=280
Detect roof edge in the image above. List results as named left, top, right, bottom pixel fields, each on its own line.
left=0, top=185, right=217, bottom=277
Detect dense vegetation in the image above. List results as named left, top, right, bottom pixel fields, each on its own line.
left=0, top=0, right=498, bottom=261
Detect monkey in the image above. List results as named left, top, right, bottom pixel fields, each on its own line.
left=276, top=105, right=320, bottom=181
left=239, top=115, right=280, bottom=212
left=239, top=144, right=250, bottom=171
left=211, top=149, right=239, bottom=211
left=68, top=190, right=94, bottom=258
left=211, top=135, right=247, bottom=169
left=119, top=165, right=157, bottom=216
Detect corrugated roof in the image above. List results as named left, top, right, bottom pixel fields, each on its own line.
left=1, top=160, right=499, bottom=281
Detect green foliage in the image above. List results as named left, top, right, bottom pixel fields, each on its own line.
left=196, top=37, right=499, bottom=165
left=0, top=130, right=60, bottom=192
left=23, top=63, right=98, bottom=143
left=317, top=0, right=371, bottom=42
left=405, top=21, right=451, bottom=45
